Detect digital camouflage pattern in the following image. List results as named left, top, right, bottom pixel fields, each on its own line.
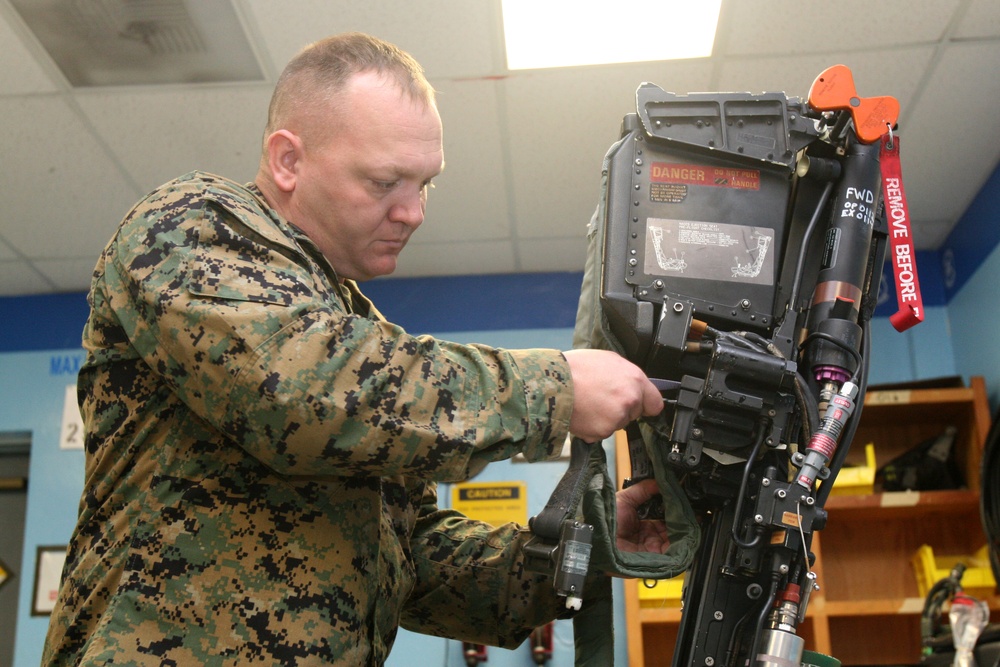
left=43, top=172, right=575, bottom=666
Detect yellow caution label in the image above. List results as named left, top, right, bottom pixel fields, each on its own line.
left=452, top=481, right=528, bottom=525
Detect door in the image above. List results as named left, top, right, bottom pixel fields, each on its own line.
left=0, top=437, right=30, bottom=667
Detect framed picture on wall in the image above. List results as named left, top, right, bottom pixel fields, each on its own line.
left=32, top=545, right=67, bottom=616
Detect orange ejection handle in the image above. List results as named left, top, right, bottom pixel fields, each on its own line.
left=808, top=64, right=899, bottom=144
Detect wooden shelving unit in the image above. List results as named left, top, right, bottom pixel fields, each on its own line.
left=620, top=376, right=997, bottom=666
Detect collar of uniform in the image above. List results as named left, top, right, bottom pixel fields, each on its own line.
left=231, top=177, right=377, bottom=318
left=181, top=172, right=302, bottom=260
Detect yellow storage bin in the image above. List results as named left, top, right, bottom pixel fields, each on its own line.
left=830, top=442, right=876, bottom=495
left=911, top=544, right=997, bottom=598
left=637, top=575, right=684, bottom=607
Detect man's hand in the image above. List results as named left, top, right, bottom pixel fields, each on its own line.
left=563, top=349, right=662, bottom=443
left=615, top=478, right=669, bottom=554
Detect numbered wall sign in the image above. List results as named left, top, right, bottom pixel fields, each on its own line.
left=60, top=385, right=84, bottom=450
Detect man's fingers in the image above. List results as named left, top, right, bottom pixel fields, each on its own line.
left=641, top=378, right=664, bottom=417
left=565, top=349, right=668, bottom=441
left=620, top=477, right=660, bottom=508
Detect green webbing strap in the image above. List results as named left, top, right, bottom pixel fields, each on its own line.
left=582, top=435, right=700, bottom=579
left=567, top=437, right=701, bottom=667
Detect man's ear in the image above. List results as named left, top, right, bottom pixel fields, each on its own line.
left=266, top=129, right=302, bottom=193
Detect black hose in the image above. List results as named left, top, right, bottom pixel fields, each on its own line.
left=747, top=576, right=780, bottom=664
left=730, top=422, right=769, bottom=549
left=789, top=181, right=835, bottom=312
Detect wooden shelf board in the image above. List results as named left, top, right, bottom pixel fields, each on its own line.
left=823, top=598, right=926, bottom=616
left=824, top=489, right=979, bottom=518
left=637, top=607, right=683, bottom=624
left=825, top=594, right=1000, bottom=617
left=862, top=385, right=976, bottom=409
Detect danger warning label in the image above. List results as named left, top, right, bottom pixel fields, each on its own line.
left=650, top=162, right=760, bottom=190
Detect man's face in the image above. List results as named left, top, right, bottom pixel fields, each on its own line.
left=289, top=72, right=444, bottom=281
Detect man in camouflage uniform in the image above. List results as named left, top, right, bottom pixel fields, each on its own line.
left=43, top=33, right=667, bottom=666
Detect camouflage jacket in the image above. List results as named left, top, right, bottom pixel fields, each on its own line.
left=43, top=172, right=575, bottom=666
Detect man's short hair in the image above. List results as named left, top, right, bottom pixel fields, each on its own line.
left=263, top=32, right=436, bottom=145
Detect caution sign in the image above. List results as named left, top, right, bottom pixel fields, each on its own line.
left=452, top=481, right=528, bottom=525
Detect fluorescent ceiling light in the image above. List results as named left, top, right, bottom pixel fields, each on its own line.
left=501, top=0, right=721, bottom=70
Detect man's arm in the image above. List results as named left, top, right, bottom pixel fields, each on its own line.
left=102, top=176, right=657, bottom=482
left=400, top=482, right=567, bottom=647
left=400, top=476, right=671, bottom=645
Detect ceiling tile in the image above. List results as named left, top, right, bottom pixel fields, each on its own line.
left=419, top=78, right=512, bottom=243
left=33, top=257, right=99, bottom=293
left=517, top=237, right=589, bottom=274
left=0, top=236, right=18, bottom=261
left=243, top=0, right=499, bottom=80
left=953, top=0, right=1000, bottom=39
left=504, top=60, right=715, bottom=241
left=912, top=220, right=957, bottom=250
left=0, top=260, right=52, bottom=296
left=722, top=0, right=962, bottom=55
left=894, top=41, right=1000, bottom=229
left=74, top=84, right=274, bottom=193
left=0, top=3, right=60, bottom=94
left=0, top=96, right=140, bottom=259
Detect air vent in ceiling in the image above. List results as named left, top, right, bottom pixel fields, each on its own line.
left=72, top=0, right=208, bottom=56
left=11, top=0, right=263, bottom=87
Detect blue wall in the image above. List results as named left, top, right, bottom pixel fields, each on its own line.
left=1, top=349, right=87, bottom=667
left=940, top=161, right=1000, bottom=408
left=950, top=244, right=1000, bottom=408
